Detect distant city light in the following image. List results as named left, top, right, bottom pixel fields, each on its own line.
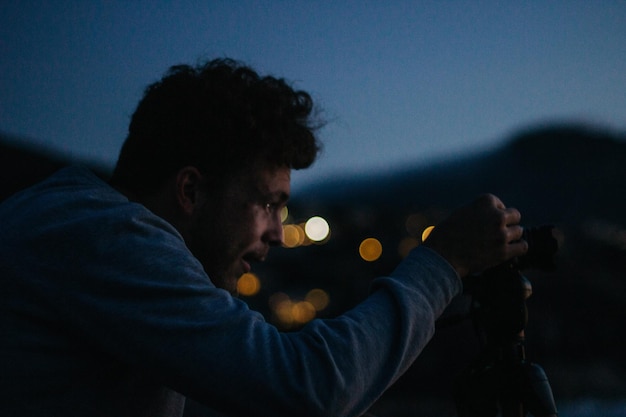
left=291, top=301, right=316, bottom=324
left=268, top=292, right=290, bottom=310
left=359, top=237, right=382, bottom=262
left=283, top=224, right=305, bottom=248
left=422, top=225, right=435, bottom=242
left=272, top=298, right=295, bottom=327
left=237, top=272, right=261, bottom=296
left=305, top=216, right=330, bottom=242
left=268, top=291, right=323, bottom=328
left=405, top=213, right=427, bottom=237
left=280, top=206, right=289, bottom=223
left=305, top=289, right=330, bottom=311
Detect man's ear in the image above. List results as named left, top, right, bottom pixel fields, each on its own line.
left=175, top=166, right=205, bottom=216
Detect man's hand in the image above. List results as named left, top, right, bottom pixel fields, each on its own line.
left=423, top=194, right=528, bottom=278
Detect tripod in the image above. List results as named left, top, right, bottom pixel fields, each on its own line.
left=453, top=264, right=558, bottom=417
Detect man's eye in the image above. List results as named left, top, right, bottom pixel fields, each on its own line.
left=265, top=202, right=285, bottom=216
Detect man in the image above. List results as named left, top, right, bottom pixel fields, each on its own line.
left=0, top=58, right=527, bottom=417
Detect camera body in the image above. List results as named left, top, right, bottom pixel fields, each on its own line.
left=455, top=225, right=560, bottom=417
left=514, top=225, right=559, bottom=272
left=464, top=225, right=558, bottom=338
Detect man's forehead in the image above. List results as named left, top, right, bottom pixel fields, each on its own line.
left=257, top=166, right=291, bottom=194
left=235, top=164, right=291, bottom=194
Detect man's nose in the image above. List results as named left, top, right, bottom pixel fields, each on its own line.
left=265, top=212, right=284, bottom=247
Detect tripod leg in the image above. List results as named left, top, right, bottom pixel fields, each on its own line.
left=523, top=362, right=558, bottom=417
left=454, top=354, right=500, bottom=417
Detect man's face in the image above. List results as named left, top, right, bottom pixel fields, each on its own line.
left=188, top=165, right=291, bottom=292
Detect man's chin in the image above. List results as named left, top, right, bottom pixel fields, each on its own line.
left=224, top=275, right=239, bottom=295
left=204, top=266, right=239, bottom=294
left=212, top=272, right=238, bottom=293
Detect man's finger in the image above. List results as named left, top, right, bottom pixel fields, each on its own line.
left=508, top=239, right=529, bottom=258
left=503, top=207, right=522, bottom=226
left=506, top=224, right=525, bottom=243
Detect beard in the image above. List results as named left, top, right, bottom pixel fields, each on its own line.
left=186, top=200, right=243, bottom=294
left=197, top=251, right=240, bottom=294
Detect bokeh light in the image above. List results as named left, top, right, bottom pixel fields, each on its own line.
left=292, top=301, right=316, bottom=324
left=405, top=213, right=427, bottom=237
left=283, top=224, right=305, bottom=248
left=272, top=297, right=295, bottom=327
left=268, top=292, right=290, bottom=310
left=359, top=237, right=383, bottom=262
left=280, top=206, right=289, bottom=223
left=237, top=272, right=261, bottom=296
left=268, top=291, right=323, bottom=328
left=305, top=289, right=330, bottom=311
left=422, top=225, right=435, bottom=242
left=305, top=216, right=330, bottom=242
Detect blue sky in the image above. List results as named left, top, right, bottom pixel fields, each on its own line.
left=2, top=1, right=625, bottom=189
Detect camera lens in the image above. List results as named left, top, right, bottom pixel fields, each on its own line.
left=517, top=225, right=558, bottom=271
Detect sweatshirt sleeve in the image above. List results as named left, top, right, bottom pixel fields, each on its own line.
left=21, top=187, right=462, bottom=417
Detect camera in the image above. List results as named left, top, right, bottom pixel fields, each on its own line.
left=462, top=225, right=559, bottom=337
left=513, top=225, right=559, bottom=272
left=454, top=226, right=560, bottom=417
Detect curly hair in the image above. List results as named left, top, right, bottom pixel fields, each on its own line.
left=110, top=58, right=322, bottom=193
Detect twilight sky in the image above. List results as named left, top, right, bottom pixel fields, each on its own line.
left=1, top=1, right=625, bottom=189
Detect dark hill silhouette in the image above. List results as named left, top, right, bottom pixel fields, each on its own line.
left=295, top=123, right=626, bottom=224
left=0, top=136, right=70, bottom=201
left=0, top=133, right=109, bottom=201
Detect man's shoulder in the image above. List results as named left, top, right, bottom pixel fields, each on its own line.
left=38, top=165, right=116, bottom=197
left=1, top=165, right=114, bottom=207
left=0, top=165, right=179, bottom=242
